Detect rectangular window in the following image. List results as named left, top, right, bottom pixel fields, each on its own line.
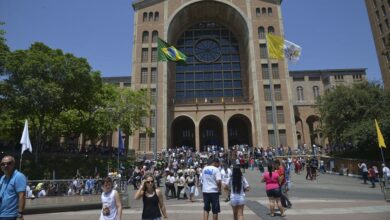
left=379, top=24, right=384, bottom=34
left=268, top=130, right=276, bottom=147
left=274, top=84, right=282, bottom=101
left=139, top=133, right=146, bottom=151
left=386, top=19, right=389, bottom=29
left=149, top=133, right=155, bottom=152
left=151, top=68, right=157, bottom=83
left=260, top=44, right=268, bottom=59
left=276, top=106, right=285, bottom=123
left=376, top=10, right=380, bottom=21
left=262, top=64, right=270, bottom=79
left=309, top=76, right=321, bottom=81
left=335, top=74, right=344, bottom=81
left=382, top=5, right=387, bottom=16
left=141, top=68, right=148, bottom=84
left=271, top=63, right=279, bottom=79
left=266, top=107, right=273, bottom=123
left=293, top=77, right=304, bottom=81
left=151, top=48, right=157, bottom=62
left=141, top=117, right=147, bottom=126
left=142, top=48, right=148, bottom=63
left=279, top=130, right=287, bottom=147
left=150, top=110, right=156, bottom=128
left=264, top=85, right=272, bottom=101
left=151, top=88, right=156, bottom=104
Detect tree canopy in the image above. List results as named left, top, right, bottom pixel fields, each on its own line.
left=0, top=41, right=149, bottom=161
left=316, top=81, right=390, bottom=159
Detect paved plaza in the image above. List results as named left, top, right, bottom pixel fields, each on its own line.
left=25, top=169, right=390, bottom=220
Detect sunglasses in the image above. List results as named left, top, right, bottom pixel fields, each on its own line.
left=0, top=162, right=13, bottom=167
left=145, top=181, right=154, bottom=184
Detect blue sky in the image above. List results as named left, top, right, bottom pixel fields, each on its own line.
left=0, top=0, right=382, bottom=82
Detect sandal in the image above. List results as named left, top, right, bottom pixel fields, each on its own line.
left=281, top=213, right=286, bottom=217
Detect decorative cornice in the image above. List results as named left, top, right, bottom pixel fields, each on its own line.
left=132, top=0, right=282, bottom=10
left=132, top=0, right=165, bottom=10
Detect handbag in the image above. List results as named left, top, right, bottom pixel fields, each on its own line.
left=194, top=187, right=199, bottom=197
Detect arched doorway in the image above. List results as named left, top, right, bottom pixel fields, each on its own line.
left=199, top=115, right=223, bottom=151
left=306, top=115, right=322, bottom=147
left=295, top=116, right=304, bottom=147
left=171, top=116, right=195, bottom=150
left=227, top=114, right=252, bottom=148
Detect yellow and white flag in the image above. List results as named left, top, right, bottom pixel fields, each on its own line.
left=266, top=33, right=284, bottom=59
left=266, top=33, right=302, bottom=62
left=375, top=119, right=387, bottom=148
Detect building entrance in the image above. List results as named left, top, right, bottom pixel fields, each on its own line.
left=171, top=116, right=195, bottom=150
left=227, top=114, right=252, bottom=148
left=199, top=115, right=223, bottom=151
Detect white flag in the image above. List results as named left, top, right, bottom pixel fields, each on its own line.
left=283, top=39, right=302, bottom=63
left=20, top=119, right=32, bottom=154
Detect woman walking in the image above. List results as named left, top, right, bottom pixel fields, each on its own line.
left=100, top=177, right=122, bottom=220
left=226, top=166, right=250, bottom=220
left=186, top=170, right=197, bottom=202
left=134, top=173, right=168, bottom=220
left=261, top=163, right=285, bottom=217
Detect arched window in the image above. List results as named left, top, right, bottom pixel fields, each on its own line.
left=154, top=12, right=159, bottom=21
left=256, top=8, right=261, bottom=17
left=152, top=31, right=158, bottom=43
left=268, top=26, right=275, bottom=34
left=149, top=12, right=153, bottom=21
left=143, top=12, right=147, bottom=22
left=313, top=86, right=320, bottom=98
left=297, top=86, right=304, bottom=101
left=142, top=31, right=149, bottom=43
left=268, top=7, right=273, bottom=16
left=258, top=26, right=265, bottom=39
left=262, top=8, right=267, bottom=15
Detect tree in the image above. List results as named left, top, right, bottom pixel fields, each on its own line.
left=316, top=81, right=390, bottom=159
left=1, top=42, right=102, bottom=161
left=0, top=22, right=10, bottom=74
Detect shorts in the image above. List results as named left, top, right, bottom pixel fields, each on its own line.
left=266, top=188, right=281, bottom=198
left=230, top=195, right=245, bottom=206
left=203, top=192, right=220, bottom=214
left=188, top=185, right=195, bottom=194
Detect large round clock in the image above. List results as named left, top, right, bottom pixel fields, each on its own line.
left=194, top=38, right=221, bottom=63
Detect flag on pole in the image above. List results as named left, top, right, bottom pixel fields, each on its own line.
left=118, top=128, right=125, bottom=154
left=266, top=33, right=302, bottom=62
left=283, top=39, right=302, bottom=63
left=157, top=37, right=187, bottom=63
left=266, top=33, right=284, bottom=59
left=20, top=119, right=32, bottom=154
left=375, top=119, right=387, bottom=148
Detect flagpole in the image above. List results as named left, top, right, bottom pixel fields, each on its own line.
left=117, top=128, right=120, bottom=173
left=380, top=147, right=386, bottom=165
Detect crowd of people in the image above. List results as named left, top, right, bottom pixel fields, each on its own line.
left=1, top=143, right=389, bottom=220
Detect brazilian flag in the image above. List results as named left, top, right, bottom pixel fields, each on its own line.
left=157, top=37, right=187, bottom=63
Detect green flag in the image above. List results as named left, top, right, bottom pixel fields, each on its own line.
left=157, top=37, right=187, bottom=63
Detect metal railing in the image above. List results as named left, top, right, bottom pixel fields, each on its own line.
left=27, top=178, right=128, bottom=198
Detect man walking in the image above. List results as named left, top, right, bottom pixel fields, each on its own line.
left=0, top=155, right=27, bottom=220
left=201, top=157, right=222, bottom=220
left=358, top=161, right=368, bottom=184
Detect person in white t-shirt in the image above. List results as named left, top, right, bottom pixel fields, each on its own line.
left=226, top=166, right=250, bottom=220
left=201, top=158, right=222, bottom=220
left=382, top=163, right=390, bottom=186
left=220, top=164, right=232, bottom=202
